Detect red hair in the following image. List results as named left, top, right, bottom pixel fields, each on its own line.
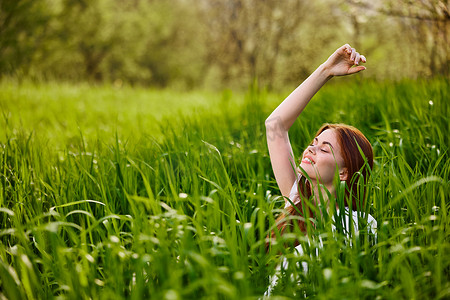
left=317, top=124, right=373, bottom=209
left=267, top=124, right=373, bottom=248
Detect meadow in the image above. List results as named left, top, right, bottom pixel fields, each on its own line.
left=0, top=77, right=448, bottom=299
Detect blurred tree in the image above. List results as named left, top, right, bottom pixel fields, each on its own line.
left=383, top=0, right=449, bottom=77
left=0, top=0, right=447, bottom=88
left=347, top=0, right=449, bottom=77
left=59, top=0, right=115, bottom=81
left=200, top=0, right=312, bottom=88
left=138, top=0, right=207, bottom=88
left=50, top=0, right=206, bottom=87
left=47, top=0, right=155, bottom=83
left=0, top=0, right=53, bottom=77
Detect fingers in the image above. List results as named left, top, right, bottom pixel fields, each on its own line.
left=336, top=44, right=367, bottom=75
left=348, top=65, right=366, bottom=74
left=350, top=48, right=356, bottom=61
left=343, top=44, right=352, bottom=53
left=353, top=52, right=366, bottom=65
left=343, top=44, right=366, bottom=65
left=355, top=52, right=361, bottom=64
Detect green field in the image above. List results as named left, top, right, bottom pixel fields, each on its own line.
left=0, top=78, right=449, bottom=299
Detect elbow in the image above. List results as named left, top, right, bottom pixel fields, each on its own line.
left=264, top=115, right=275, bottom=129
left=264, top=117, right=271, bottom=129
left=265, top=116, right=284, bottom=132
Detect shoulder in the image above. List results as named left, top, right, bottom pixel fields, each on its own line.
left=366, top=212, right=377, bottom=231
left=350, top=208, right=377, bottom=234
left=284, top=175, right=301, bottom=209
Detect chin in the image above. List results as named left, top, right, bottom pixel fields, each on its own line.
left=299, top=165, right=315, bottom=179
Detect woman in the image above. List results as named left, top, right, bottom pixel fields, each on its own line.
left=264, top=44, right=377, bottom=294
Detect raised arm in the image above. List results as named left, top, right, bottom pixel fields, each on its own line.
left=265, top=44, right=366, bottom=199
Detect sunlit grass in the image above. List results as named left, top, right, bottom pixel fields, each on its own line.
left=0, top=78, right=448, bottom=299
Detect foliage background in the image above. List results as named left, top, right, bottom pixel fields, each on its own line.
left=1, top=0, right=449, bottom=89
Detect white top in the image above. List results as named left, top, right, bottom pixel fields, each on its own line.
left=265, top=178, right=377, bottom=296
left=285, top=177, right=301, bottom=209
left=285, top=177, right=377, bottom=233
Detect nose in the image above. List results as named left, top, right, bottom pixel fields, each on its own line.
left=307, top=145, right=316, bottom=154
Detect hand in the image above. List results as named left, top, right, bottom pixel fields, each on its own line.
left=323, top=44, right=366, bottom=77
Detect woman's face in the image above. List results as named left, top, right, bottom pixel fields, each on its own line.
left=299, top=129, right=346, bottom=186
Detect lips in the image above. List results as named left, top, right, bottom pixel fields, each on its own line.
left=301, top=156, right=315, bottom=165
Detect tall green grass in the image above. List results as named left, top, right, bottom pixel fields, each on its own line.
left=0, top=78, right=448, bottom=299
